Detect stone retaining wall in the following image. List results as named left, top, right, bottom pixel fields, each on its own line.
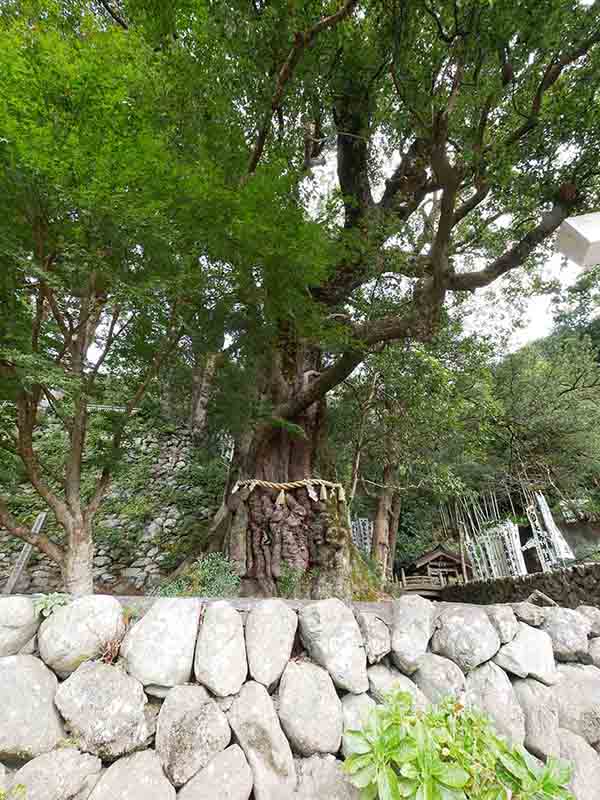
left=441, top=562, right=600, bottom=608
left=1, top=594, right=600, bottom=799
left=0, top=428, right=218, bottom=594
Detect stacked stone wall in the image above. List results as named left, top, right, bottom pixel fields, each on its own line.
left=1, top=594, right=600, bottom=799
left=441, top=562, right=600, bottom=608
left=0, top=429, right=218, bottom=594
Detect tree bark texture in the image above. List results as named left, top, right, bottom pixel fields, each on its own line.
left=223, top=342, right=357, bottom=599
left=388, top=493, right=402, bottom=580
left=62, top=521, right=94, bottom=595
left=371, top=465, right=402, bottom=579
left=371, top=464, right=394, bottom=576
left=190, top=352, right=220, bottom=442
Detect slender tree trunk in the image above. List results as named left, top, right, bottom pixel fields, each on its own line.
left=371, top=464, right=394, bottom=575
left=223, top=342, right=358, bottom=599
left=387, top=492, right=401, bottom=580
left=349, top=444, right=362, bottom=508
left=63, top=520, right=94, bottom=595
left=190, top=352, right=220, bottom=442
left=349, top=374, right=378, bottom=506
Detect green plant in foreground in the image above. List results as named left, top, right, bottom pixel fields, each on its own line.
left=33, top=593, right=70, bottom=618
left=343, top=691, right=574, bottom=800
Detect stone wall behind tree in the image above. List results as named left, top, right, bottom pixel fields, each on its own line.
left=0, top=428, right=223, bottom=594
left=441, top=562, right=600, bottom=608
left=2, top=594, right=600, bottom=799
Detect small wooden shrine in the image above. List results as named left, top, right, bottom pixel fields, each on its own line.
left=396, top=546, right=472, bottom=596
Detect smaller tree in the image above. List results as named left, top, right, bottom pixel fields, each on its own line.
left=331, top=325, right=495, bottom=576
left=490, top=333, right=600, bottom=500
left=0, top=9, right=194, bottom=593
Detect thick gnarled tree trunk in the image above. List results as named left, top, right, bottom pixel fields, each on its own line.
left=222, top=344, right=360, bottom=599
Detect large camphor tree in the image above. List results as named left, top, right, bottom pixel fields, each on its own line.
left=149, top=0, right=600, bottom=596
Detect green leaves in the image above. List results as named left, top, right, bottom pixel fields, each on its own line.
left=377, top=766, right=402, bottom=800
left=343, top=691, right=575, bottom=800
left=433, top=764, right=470, bottom=790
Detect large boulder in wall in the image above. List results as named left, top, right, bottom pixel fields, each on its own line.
left=55, top=661, right=153, bottom=760
left=412, top=653, right=465, bottom=704
left=294, top=754, right=360, bottom=799
left=0, top=596, right=40, bottom=657
left=559, top=728, right=600, bottom=800
left=299, top=599, right=368, bottom=693
left=121, top=598, right=201, bottom=696
left=228, top=681, right=296, bottom=800
left=541, top=607, right=591, bottom=663
left=367, top=664, right=428, bottom=710
left=38, top=595, right=125, bottom=678
left=390, top=595, right=436, bottom=675
left=511, top=602, right=544, bottom=627
left=431, top=605, right=500, bottom=672
left=577, top=605, right=600, bottom=637
left=512, top=678, right=561, bottom=760
left=245, top=599, right=298, bottom=688
left=341, top=694, right=376, bottom=758
left=355, top=611, right=390, bottom=665
left=8, top=748, right=102, bottom=800
left=485, top=604, right=518, bottom=644
left=465, top=662, right=525, bottom=746
left=0, top=655, right=65, bottom=761
left=552, top=664, right=600, bottom=747
left=493, top=623, right=558, bottom=685
left=278, top=660, right=342, bottom=757
left=88, top=750, right=175, bottom=800
left=155, top=685, right=230, bottom=787
left=194, top=601, right=247, bottom=697
left=177, top=746, right=253, bottom=800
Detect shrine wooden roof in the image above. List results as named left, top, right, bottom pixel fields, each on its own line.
left=410, top=545, right=472, bottom=569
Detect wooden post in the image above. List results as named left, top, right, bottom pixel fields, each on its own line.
left=401, top=567, right=406, bottom=588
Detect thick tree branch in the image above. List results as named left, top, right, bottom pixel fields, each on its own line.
left=16, top=393, right=71, bottom=527
left=274, top=348, right=365, bottom=422
left=335, top=84, right=373, bottom=227
left=0, top=499, right=64, bottom=565
left=447, top=202, right=570, bottom=291
left=379, top=139, right=434, bottom=215
left=278, top=277, right=444, bottom=419
left=313, top=139, right=439, bottom=306
left=41, top=282, right=72, bottom=342
left=246, top=0, right=359, bottom=175
left=99, top=0, right=128, bottom=30
left=500, top=26, right=600, bottom=149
